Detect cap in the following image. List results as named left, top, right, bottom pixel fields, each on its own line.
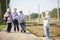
left=45, top=11, right=49, bottom=15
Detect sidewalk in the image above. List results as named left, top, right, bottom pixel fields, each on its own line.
left=0, top=27, right=40, bottom=40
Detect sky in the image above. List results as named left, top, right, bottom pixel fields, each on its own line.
left=9, top=0, right=60, bottom=15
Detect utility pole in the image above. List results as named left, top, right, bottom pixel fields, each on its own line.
left=38, top=3, right=40, bottom=23
left=29, top=10, right=31, bottom=21
left=57, top=0, right=60, bottom=22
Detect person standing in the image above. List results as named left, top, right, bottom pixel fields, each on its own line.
left=19, top=11, right=26, bottom=33
left=12, top=8, right=19, bottom=32
left=4, top=8, right=12, bottom=32
left=43, top=11, right=50, bottom=39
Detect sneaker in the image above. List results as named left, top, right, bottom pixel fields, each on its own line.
left=46, top=37, right=50, bottom=39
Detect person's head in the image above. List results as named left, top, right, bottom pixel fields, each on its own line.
left=45, top=11, right=50, bottom=16
left=13, top=8, right=17, bottom=12
left=19, top=11, right=23, bottom=14
left=6, top=8, right=10, bottom=13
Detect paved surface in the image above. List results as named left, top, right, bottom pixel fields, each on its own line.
left=0, top=27, right=40, bottom=40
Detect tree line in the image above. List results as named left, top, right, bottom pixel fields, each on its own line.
left=0, top=0, right=10, bottom=24
left=27, top=8, right=60, bottom=19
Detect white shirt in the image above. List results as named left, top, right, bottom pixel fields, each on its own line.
left=12, top=12, right=18, bottom=20
left=44, top=15, right=50, bottom=27
left=18, top=14, right=25, bottom=23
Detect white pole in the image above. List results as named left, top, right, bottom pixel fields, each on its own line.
left=57, top=0, right=59, bottom=22
left=29, top=10, right=30, bottom=21
left=38, top=3, right=40, bottom=23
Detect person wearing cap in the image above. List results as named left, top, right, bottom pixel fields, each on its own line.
left=4, top=8, right=12, bottom=32
left=43, top=11, right=50, bottom=39
left=19, top=11, right=26, bottom=33
left=12, top=8, right=19, bottom=32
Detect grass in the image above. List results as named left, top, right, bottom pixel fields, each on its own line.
left=26, top=18, right=59, bottom=22
left=26, top=26, right=60, bottom=37
left=0, top=24, right=5, bottom=30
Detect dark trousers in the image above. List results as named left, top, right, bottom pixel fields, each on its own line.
left=20, top=22, right=26, bottom=31
left=7, top=23, right=12, bottom=32
left=13, top=20, right=19, bottom=31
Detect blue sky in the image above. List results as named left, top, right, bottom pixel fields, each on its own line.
left=10, top=0, right=60, bottom=15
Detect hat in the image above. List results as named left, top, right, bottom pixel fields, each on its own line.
left=45, top=11, right=49, bottom=15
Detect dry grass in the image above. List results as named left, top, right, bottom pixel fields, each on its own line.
left=26, top=26, right=60, bottom=37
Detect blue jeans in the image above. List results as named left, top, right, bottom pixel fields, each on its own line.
left=44, top=27, right=50, bottom=38
left=20, top=22, right=26, bottom=31
left=13, top=20, right=19, bottom=31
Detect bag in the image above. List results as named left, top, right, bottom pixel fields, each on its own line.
left=4, top=17, right=8, bottom=22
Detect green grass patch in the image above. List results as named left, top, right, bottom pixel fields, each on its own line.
left=0, top=24, right=5, bottom=30
left=26, top=26, right=60, bottom=37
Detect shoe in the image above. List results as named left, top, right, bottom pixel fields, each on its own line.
left=24, top=30, right=26, bottom=33
left=46, top=37, right=51, bottom=39
left=6, top=31, right=10, bottom=33
left=21, top=30, right=22, bottom=32
left=17, top=30, right=19, bottom=32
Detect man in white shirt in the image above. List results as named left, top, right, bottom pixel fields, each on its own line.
left=19, top=11, right=26, bottom=33
left=12, top=8, right=19, bottom=32
left=43, top=11, right=50, bottom=39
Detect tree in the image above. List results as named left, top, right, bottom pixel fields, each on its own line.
left=30, top=13, right=38, bottom=19
left=0, top=0, right=10, bottom=23
left=51, top=8, right=60, bottom=18
left=51, top=8, right=57, bottom=18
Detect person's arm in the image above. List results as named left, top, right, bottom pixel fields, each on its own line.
left=42, top=16, right=45, bottom=20
left=4, top=13, right=6, bottom=20
left=4, top=13, right=8, bottom=19
left=18, top=15, right=20, bottom=21
left=44, top=17, right=47, bottom=20
left=4, top=13, right=7, bottom=18
left=4, top=13, right=8, bottom=22
left=12, top=13, right=15, bottom=21
left=24, top=15, right=26, bottom=21
left=11, top=13, right=13, bottom=22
